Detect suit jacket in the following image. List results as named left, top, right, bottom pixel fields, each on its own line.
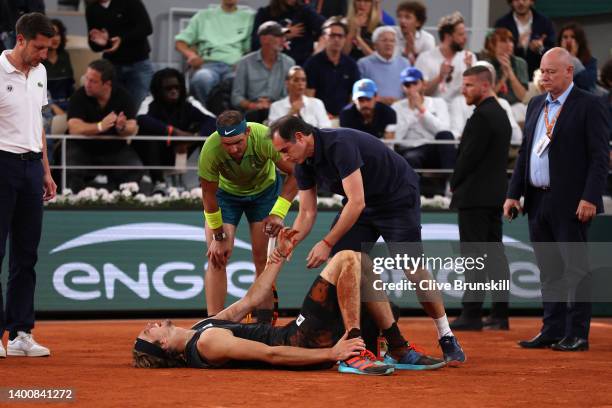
left=507, top=86, right=610, bottom=217
left=494, top=8, right=555, bottom=78
left=451, top=97, right=511, bottom=209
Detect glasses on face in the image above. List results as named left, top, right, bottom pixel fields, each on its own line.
left=402, top=81, right=418, bottom=87
left=357, top=97, right=373, bottom=102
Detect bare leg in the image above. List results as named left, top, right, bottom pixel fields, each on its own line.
left=320, top=250, right=361, bottom=330
left=204, top=223, right=236, bottom=315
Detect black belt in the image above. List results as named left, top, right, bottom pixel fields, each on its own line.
left=0, top=150, right=43, bottom=161
left=531, top=185, right=550, bottom=192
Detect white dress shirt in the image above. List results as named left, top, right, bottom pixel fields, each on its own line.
left=268, top=95, right=332, bottom=128
left=391, top=95, right=451, bottom=148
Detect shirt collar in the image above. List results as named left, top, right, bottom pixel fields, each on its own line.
left=546, top=82, right=574, bottom=105
left=374, top=52, right=394, bottom=63
left=512, top=12, right=533, bottom=27
left=0, top=50, right=17, bottom=74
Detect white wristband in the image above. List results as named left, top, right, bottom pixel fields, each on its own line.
left=97, top=122, right=103, bottom=132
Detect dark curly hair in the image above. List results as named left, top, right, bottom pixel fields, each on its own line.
left=149, top=67, right=187, bottom=105
left=50, top=18, right=67, bottom=53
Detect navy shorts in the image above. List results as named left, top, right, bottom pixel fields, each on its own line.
left=330, top=185, right=423, bottom=256
left=216, top=175, right=282, bottom=226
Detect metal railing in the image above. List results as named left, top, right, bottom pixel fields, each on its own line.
left=47, top=134, right=610, bottom=193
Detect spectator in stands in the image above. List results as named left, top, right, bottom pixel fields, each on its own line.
left=86, top=0, right=154, bottom=108
left=343, top=0, right=383, bottom=61
left=43, top=19, right=74, bottom=119
left=339, top=78, right=396, bottom=139
left=42, top=18, right=75, bottom=140
left=391, top=67, right=455, bottom=175
left=67, top=59, right=142, bottom=191
left=252, top=0, right=324, bottom=66
left=232, top=21, right=295, bottom=123
left=306, top=0, right=347, bottom=18
left=357, top=26, right=410, bottom=105
left=600, top=59, right=612, bottom=195
left=136, top=68, right=216, bottom=191
left=304, top=17, right=360, bottom=118
left=175, top=1, right=254, bottom=106
left=481, top=28, right=528, bottom=122
left=558, top=23, right=597, bottom=93
left=450, top=60, right=523, bottom=146
left=393, top=1, right=435, bottom=65
left=268, top=66, right=331, bottom=127
left=415, top=12, right=475, bottom=104
left=0, top=0, right=44, bottom=50
left=494, top=0, right=555, bottom=80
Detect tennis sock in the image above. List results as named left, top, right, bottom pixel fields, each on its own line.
left=434, top=314, right=453, bottom=339
left=346, top=328, right=362, bottom=340
left=382, top=322, right=408, bottom=360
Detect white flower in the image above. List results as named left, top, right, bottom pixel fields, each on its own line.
left=190, top=187, right=202, bottom=198
left=119, top=182, right=139, bottom=193
left=121, top=189, right=132, bottom=198
left=134, top=193, right=147, bottom=202
left=180, top=191, right=191, bottom=199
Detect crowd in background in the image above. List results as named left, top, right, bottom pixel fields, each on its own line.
left=0, top=0, right=610, bottom=195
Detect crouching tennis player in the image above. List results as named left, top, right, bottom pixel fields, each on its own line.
left=133, top=229, right=446, bottom=375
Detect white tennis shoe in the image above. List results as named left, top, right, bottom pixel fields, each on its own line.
left=7, top=332, right=50, bottom=357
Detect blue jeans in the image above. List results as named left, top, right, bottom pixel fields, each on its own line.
left=114, top=58, right=155, bottom=109
left=190, top=62, right=234, bottom=104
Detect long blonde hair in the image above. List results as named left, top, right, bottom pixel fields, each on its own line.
left=347, top=0, right=381, bottom=34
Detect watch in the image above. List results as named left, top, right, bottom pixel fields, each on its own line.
left=213, top=232, right=227, bottom=241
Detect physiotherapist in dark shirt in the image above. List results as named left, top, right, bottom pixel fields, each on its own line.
left=269, top=115, right=466, bottom=365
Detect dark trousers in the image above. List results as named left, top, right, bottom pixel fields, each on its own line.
left=458, top=207, right=510, bottom=319
left=527, top=188, right=591, bottom=339
left=0, top=154, right=44, bottom=336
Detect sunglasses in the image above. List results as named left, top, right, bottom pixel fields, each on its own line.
left=402, top=81, right=418, bottom=87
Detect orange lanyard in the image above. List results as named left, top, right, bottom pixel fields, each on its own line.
left=543, top=101, right=563, bottom=140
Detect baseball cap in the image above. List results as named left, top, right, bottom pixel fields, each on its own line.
left=257, top=21, right=289, bottom=37
left=400, top=67, right=424, bottom=84
left=352, top=79, right=377, bottom=100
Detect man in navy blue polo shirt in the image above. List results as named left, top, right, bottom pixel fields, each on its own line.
left=339, top=79, right=396, bottom=139
left=303, top=17, right=360, bottom=117
left=269, top=115, right=466, bottom=365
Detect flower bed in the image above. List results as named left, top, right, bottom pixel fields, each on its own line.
left=46, top=182, right=451, bottom=210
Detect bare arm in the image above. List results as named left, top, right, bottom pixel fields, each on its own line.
left=274, top=158, right=298, bottom=202
left=199, top=328, right=363, bottom=366
left=215, top=257, right=285, bottom=322
left=200, top=178, right=222, bottom=234
left=67, top=118, right=104, bottom=136
left=292, top=187, right=318, bottom=244
left=322, top=169, right=365, bottom=246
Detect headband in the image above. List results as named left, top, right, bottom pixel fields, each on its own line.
left=134, top=338, right=167, bottom=359
left=216, top=119, right=247, bottom=138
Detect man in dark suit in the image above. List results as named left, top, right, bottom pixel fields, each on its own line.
left=504, top=47, right=610, bottom=351
left=450, top=65, right=512, bottom=331
left=494, top=0, right=555, bottom=79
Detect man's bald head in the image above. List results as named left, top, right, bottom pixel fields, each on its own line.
left=540, top=47, right=574, bottom=98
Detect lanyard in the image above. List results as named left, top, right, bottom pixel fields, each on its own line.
left=543, top=101, right=563, bottom=140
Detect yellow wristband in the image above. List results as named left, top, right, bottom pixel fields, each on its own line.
left=204, top=209, right=223, bottom=229
left=269, top=196, right=291, bottom=219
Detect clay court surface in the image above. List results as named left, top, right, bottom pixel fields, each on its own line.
left=2, top=317, right=612, bottom=408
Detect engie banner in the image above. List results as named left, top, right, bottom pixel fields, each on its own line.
left=5, top=211, right=611, bottom=313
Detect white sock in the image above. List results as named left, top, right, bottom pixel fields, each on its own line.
left=434, top=314, right=453, bottom=339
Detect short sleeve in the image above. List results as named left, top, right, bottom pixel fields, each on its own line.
left=175, top=10, right=202, bottom=45
left=295, top=163, right=316, bottom=190
left=198, top=135, right=220, bottom=182
left=330, top=136, right=363, bottom=179
left=67, top=89, right=87, bottom=120
left=251, top=123, right=281, bottom=162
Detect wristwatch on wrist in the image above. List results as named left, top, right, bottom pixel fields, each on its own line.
left=213, top=232, right=227, bottom=241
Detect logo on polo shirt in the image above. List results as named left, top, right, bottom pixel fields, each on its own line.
left=37, top=82, right=43, bottom=87
left=6, top=84, right=13, bottom=92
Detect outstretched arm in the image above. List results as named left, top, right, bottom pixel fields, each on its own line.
left=199, top=329, right=365, bottom=366
left=215, top=229, right=299, bottom=322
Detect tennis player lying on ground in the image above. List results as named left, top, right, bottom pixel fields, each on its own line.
left=133, top=229, right=446, bottom=375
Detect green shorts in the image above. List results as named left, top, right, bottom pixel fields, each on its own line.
left=216, top=174, right=282, bottom=226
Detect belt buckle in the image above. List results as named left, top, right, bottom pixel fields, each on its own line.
left=19, top=153, right=28, bottom=161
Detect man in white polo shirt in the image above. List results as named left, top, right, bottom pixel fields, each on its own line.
left=0, top=12, right=56, bottom=359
